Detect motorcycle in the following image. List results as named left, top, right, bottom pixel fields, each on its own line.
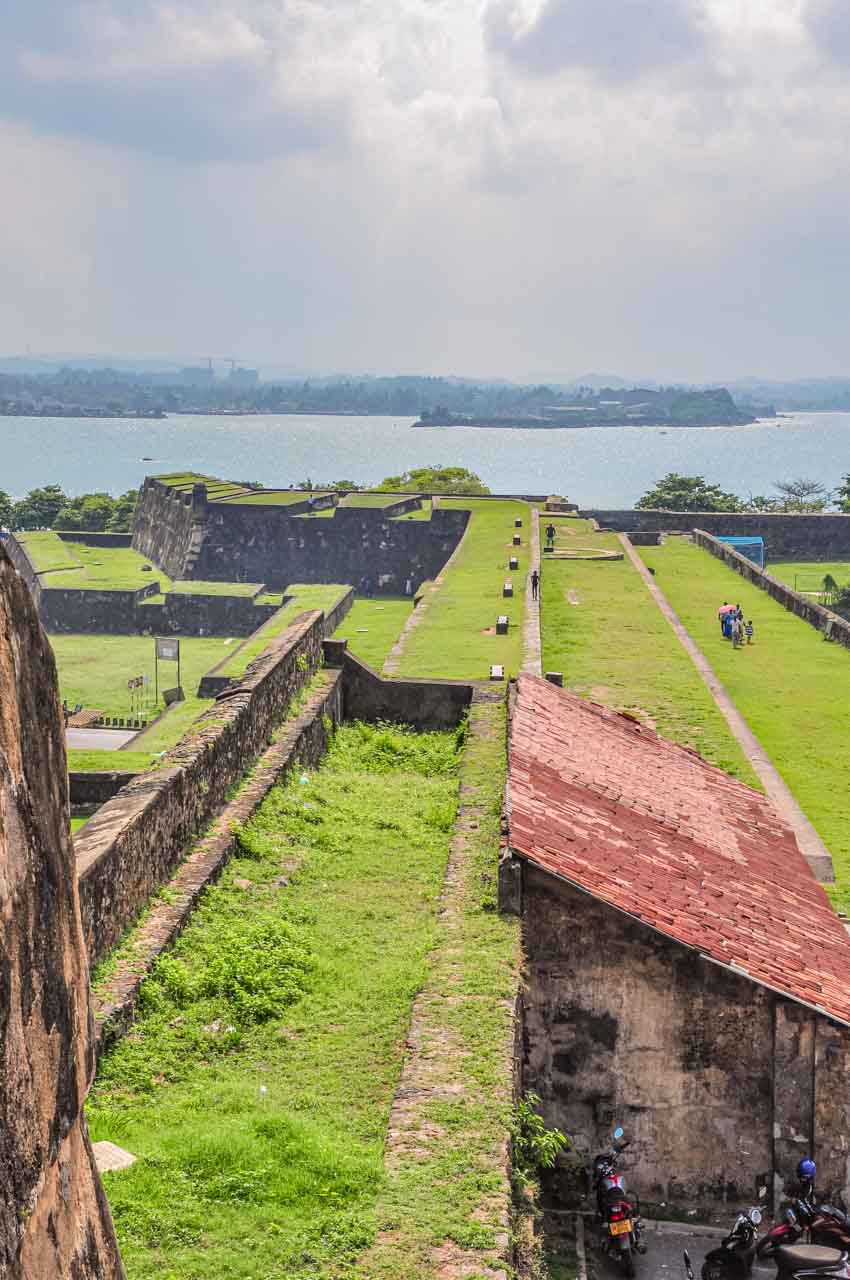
left=687, top=1244, right=850, bottom=1280
left=758, top=1165, right=850, bottom=1258
left=701, top=1206, right=763, bottom=1280
left=592, top=1125, right=645, bottom=1276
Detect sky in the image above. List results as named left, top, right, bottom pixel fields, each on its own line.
left=3, top=0, right=850, bottom=382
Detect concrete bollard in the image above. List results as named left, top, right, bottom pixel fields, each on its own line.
left=503, top=581, right=513, bottom=597
left=496, top=615, right=509, bottom=635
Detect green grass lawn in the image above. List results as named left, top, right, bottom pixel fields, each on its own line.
left=332, top=596, right=414, bottom=670
left=338, top=493, right=401, bottom=508
left=88, top=722, right=460, bottom=1280
left=15, top=530, right=84, bottom=572
left=540, top=550, right=758, bottom=786
left=395, top=498, right=528, bottom=680
left=639, top=539, right=850, bottom=907
left=52, top=634, right=230, bottom=719
left=216, top=586, right=349, bottom=679
left=39, top=541, right=174, bottom=592
left=767, top=560, right=850, bottom=594
left=66, top=749, right=160, bottom=773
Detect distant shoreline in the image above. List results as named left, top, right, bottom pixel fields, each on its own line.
left=412, top=414, right=764, bottom=430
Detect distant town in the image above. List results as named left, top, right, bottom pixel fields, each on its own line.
left=0, top=359, right=778, bottom=425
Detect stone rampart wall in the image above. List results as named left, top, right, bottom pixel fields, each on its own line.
left=323, top=640, right=473, bottom=728
left=693, top=529, right=850, bottom=649
left=193, top=503, right=470, bottom=593
left=75, top=610, right=324, bottom=965
left=55, top=530, right=133, bottom=548
left=70, top=771, right=138, bottom=806
left=583, top=508, right=850, bottom=558
left=131, top=478, right=200, bottom=578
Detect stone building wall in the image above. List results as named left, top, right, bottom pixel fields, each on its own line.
left=518, top=866, right=850, bottom=1216
left=0, top=545, right=124, bottom=1278
left=693, top=528, right=850, bottom=650
left=75, top=610, right=325, bottom=966
left=131, top=478, right=201, bottom=579
left=583, top=508, right=850, bottom=559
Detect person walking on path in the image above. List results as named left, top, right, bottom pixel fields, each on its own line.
left=732, top=616, right=743, bottom=648
left=531, top=568, right=540, bottom=601
left=745, top=619, right=754, bottom=644
left=545, top=522, right=556, bottom=548
left=718, top=601, right=729, bottom=632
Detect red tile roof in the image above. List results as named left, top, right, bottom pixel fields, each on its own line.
left=509, top=674, right=850, bottom=1026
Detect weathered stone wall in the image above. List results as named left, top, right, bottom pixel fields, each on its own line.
left=191, top=503, right=470, bottom=593
left=520, top=866, right=776, bottom=1215
left=56, top=531, right=133, bottom=549
left=323, top=640, right=473, bottom=728
left=131, top=478, right=201, bottom=579
left=0, top=545, right=124, bottom=1278
left=517, top=865, right=850, bottom=1215
left=76, top=610, right=325, bottom=966
left=35, top=583, right=279, bottom=637
left=693, top=528, right=850, bottom=650
left=70, top=771, right=138, bottom=806
left=583, top=508, right=850, bottom=558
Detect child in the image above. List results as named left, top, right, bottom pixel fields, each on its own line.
left=745, top=619, right=754, bottom=644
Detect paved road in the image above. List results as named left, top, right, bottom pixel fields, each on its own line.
left=67, top=728, right=138, bottom=751
left=587, top=1219, right=778, bottom=1280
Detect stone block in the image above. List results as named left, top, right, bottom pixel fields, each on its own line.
left=503, top=581, right=513, bottom=598
left=496, top=615, right=509, bottom=635
left=92, top=1142, right=137, bottom=1174
left=512, top=535, right=521, bottom=546
left=509, top=556, right=519, bottom=570
left=545, top=672, right=564, bottom=687
left=515, top=518, right=523, bottom=528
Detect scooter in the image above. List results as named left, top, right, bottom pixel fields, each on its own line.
left=701, top=1206, right=763, bottom=1280
left=592, top=1125, right=645, bottom=1277
left=687, top=1244, right=850, bottom=1280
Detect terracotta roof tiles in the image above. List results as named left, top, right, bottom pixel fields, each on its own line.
left=508, top=674, right=850, bottom=1027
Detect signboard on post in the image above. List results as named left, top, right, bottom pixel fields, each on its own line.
left=154, top=636, right=181, bottom=703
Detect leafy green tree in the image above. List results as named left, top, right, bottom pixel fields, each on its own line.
left=106, top=489, right=138, bottom=532
left=54, top=493, right=115, bottom=532
left=12, top=484, right=68, bottom=529
left=0, top=489, right=13, bottom=529
left=378, top=465, right=490, bottom=495
left=772, top=477, right=831, bottom=512
left=836, top=474, right=850, bottom=512
left=635, top=474, right=742, bottom=512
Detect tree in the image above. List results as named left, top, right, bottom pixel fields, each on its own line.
left=0, top=489, right=13, bottom=529
left=12, top=485, right=68, bottom=529
left=377, top=465, right=490, bottom=495
left=106, top=490, right=138, bottom=532
left=635, top=474, right=741, bottom=512
left=834, top=474, right=850, bottom=513
left=54, top=493, right=115, bottom=532
left=772, top=478, right=831, bottom=512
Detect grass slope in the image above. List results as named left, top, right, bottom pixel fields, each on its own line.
left=639, top=539, right=850, bottom=906
left=362, top=692, right=521, bottom=1280
left=332, top=596, right=413, bottom=670
left=216, top=586, right=349, bottom=679
left=396, top=498, right=528, bottom=680
left=15, top=531, right=83, bottom=572
left=88, top=722, right=460, bottom=1280
left=39, top=541, right=174, bottom=592
left=541, top=548, right=758, bottom=786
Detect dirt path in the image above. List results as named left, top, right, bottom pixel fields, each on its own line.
left=619, top=535, right=834, bottom=882
left=522, top=507, right=542, bottom=675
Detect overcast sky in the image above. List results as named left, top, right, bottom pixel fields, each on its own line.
left=3, top=0, right=850, bottom=381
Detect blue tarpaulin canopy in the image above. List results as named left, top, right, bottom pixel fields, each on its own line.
left=718, top=535, right=765, bottom=568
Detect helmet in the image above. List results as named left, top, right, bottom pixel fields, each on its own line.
left=798, top=1159, right=817, bottom=1182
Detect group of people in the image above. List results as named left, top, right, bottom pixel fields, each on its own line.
left=718, top=601, right=754, bottom=648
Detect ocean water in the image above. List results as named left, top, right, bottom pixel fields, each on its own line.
left=0, top=411, right=847, bottom=507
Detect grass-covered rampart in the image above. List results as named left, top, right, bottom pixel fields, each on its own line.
left=395, top=498, right=529, bottom=680
left=639, top=538, right=850, bottom=906
left=540, top=544, right=759, bottom=785
left=332, top=596, right=414, bottom=670
left=88, top=721, right=462, bottom=1279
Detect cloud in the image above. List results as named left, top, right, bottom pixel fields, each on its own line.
left=805, top=0, right=850, bottom=64
left=0, top=2, right=352, bottom=161
left=483, top=0, right=708, bottom=80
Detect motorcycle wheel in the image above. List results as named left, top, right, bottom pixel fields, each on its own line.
left=619, top=1248, right=635, bottom=1277
left=701, top=1263, right=726, bottom=1280
left=755, top=1239, right=779, bottom=1261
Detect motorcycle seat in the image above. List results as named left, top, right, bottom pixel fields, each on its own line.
left=776, top=1244, right=846, bottom=1270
